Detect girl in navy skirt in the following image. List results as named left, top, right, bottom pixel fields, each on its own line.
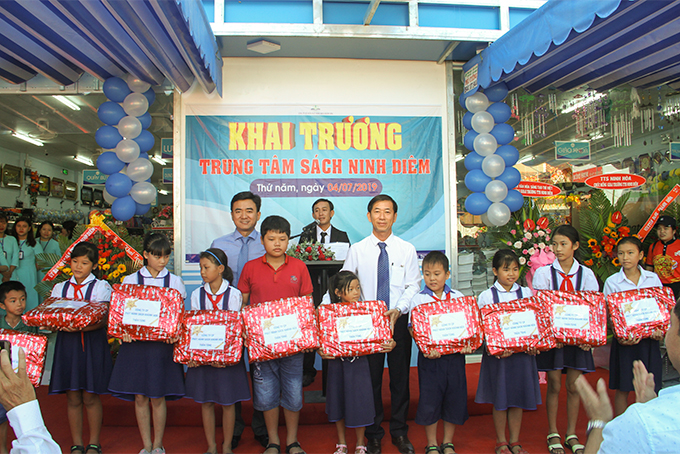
left=531, top=225, right=599, bottom=454
left=108, top=233, right=186, bottom=454
left=476, top=249, right=540, bottom=454
left=320, top=271, right=394, bottom=454
left=186, top=248, right=250, bottom=454
left=49, top=242, right=113, bottom=454
left=603, top=236, right=664, bottom=416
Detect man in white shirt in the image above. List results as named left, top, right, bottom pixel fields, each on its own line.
left=341, top=194, right=421, bottom=454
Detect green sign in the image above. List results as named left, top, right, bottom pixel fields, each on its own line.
left=555, top=141, right=590, bottom=161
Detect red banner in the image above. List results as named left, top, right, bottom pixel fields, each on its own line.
left=637, top=184, right=680, bottom=240
left=584, top=173, right=645, bottom=190
left=517, top=181, right=561, bottom=198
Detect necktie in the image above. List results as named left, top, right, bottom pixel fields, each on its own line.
left=205, top=292, right=224, bottom=310
left=558, top=271, right=575, bottom=292
left=71, top=282, right=86, bottom=299
left=237, top=236, right=251, bottom=280
left=377, top=242, right=390, bottom=308
left=320, top=232, right=327, bottom=244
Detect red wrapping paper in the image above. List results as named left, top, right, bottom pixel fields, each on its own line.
left=410, top=296, right=483, bottom=355
left=242, top=296, right=319, bottom=363
left=108, top=284, right=184, bottom=341
left=317, top=301, right=391, bottom=357
left=173, top=310, right=243, bottom=366
left=535, top=290, right=607, bottom=347
left=606, top=287, right=676, bottom=339
left=0, top=329, right=48, bottom=387
left=22, top=297, right=109, bottom=330
left=481, top=297, right=556, bottom=356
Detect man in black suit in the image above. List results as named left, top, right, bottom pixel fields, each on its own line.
left=300, top=198, right=350, bottom=386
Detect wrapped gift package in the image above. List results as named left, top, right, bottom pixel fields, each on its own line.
left=317, top=300, right=391, bottom=357
left=0, top=329, right=48, bottom=387
left=535, top=290, right=607, bottom=347
left=410, top=296, right=483, bottom=355
left=481, top=297, right=555, bottom=356
left=23, top=297, right=109, bottom=331
left=173, top=310, right=243, bottom=366
left=242, top=296, right=319, bottom=363
left=607, top=287, right=676, bottom=339
left=108, top=284, right=184, bottom=341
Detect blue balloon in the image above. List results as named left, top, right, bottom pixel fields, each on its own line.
left=111, top=196, right=137, bottom=222
left=487, top=102, right=512, bottom=124
left=485, top=82, right=509, bottom=102
left=96, top=152, right=125, bottom=175
left=105, top=172, right=133, bottom=198
left=462, top=112, right=473, bottom=130
left=497, top=166, right=522, bottom=189
left=95, top=125, right=123, bottom=149
left=464, top=151, right=484, bottom=171
left=463, top=130, right=479, bottom=151
left=134, top=130, right=155, bottom=153
left=491, top=123, right=515, bottom=145
left=137, top=111, right=152, bottom=130
left=496, top=145, right=520, bottom=166
left=465, top=192, right=492, bottom=216
left=97, top=101, right=126, bottom=126
left=465, top=169, right=492, bottom=193
left=103, top=77, right=131, bottom=103
left=459, top=91, right=471, bottom=109
left=135, top=202, right=151, bottom=216
left=142, top=88, right=156, bottom=106
left=503, top=189, right=524, bottom=212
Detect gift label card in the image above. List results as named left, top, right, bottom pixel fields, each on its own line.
left=337, top=314, right=374, bottom=342
left=500, top=310, right=538, bottom=339
left=429, top=312, right=468, bottom=341
left=622, top=298, right=662, bottom=326
left=122, top=298, right=161, bottom=327
left=262, top=314, right=301, bottom=345
left=189, top=325, right=226, bottom=350
left=50, top=300, right=89, bottom=309
left=553, top=304, right=590, bottom=330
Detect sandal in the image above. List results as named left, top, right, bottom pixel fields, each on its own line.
left=71, top=446, right=85, bottom=454
left=546, top=434, right=565, bottom=454
left=495, top=442, right=511, bottom=454
left=564, top=435, right=584, bottom=454
left=425, top=446, right=440, bottom=454
left=86, top=445, right=103, bottom=454
left=264, top=443, right=281, bottom=454
left=286, top=442, right=306, bottom=454
left=334, top=444, right=348, bottom=454
left=440, top=442, right=456, bottom=454
left=355, top=446, right=367, bottom=454
left=509, top=442, right=528, bottom=454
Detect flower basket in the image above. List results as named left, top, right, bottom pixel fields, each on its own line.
left=286, top=241, right=335, bottom=261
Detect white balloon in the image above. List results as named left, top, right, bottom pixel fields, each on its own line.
left=117, top=115, right=142, bottom=139
left=126, top=158, right=154, bottom=182
left=482, top=154, right=506, bottom=178
left=103, top=188, right=117, bottom=204
left=127, top=75, right=151, bottom=93
left=485, top=179, right=509, bottom=203
left=465, top=92, right=490, bottom=113
left=115, top=139, right=140, bottom=163
left=473, top=133, right=498, bottom=157
left=480, top=212, right=494, bottom=227
left=471, top=111, right=494, bottom=134
left=487, top=202, right=512, bottom=226
left=130, top=181, right=157, bottom=205
left=123, top=93, right=149, bottom=117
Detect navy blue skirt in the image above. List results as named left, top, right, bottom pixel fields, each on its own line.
left=475, top=351, right=541, bottom=411
left=108, top=341, right=185, bottom=401
left=416, top=351, right=468, bottom=426
left=609, top=338, right=662, bottom=393
left=185, top=359, right=251, bottom=406
left=536, top=345, right=595, bottom=373
left=326, top=356, right=375, bottom=428
left=49, top=328, right=112, bottom=395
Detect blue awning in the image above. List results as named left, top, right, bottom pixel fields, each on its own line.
left=463, top=0, right=680, bottom=93
left=0, top=0, right=222, bottom=95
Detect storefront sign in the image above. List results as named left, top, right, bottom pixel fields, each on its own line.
left=517, top=181, right=561, bottom=197
left=584, top=173, right=645, bottom=190
left=161, top=138, right=173, bottom=159
left=670, top=142, right=680, bottom=161
left=464, top=64, right=478, bottom=94
left=637, top=184, right=680, bottom=240
left=162, top=168, right=173, bottom=184
left=82, top=170, right=107, bottom=186
left=556, top=141, right=590, bottom=161
left=573, top=166, right=602, bottom=182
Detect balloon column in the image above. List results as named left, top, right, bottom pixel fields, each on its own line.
left=95, top=76, right=157, bottom=221
left=461, top=82, right=524, bottom=226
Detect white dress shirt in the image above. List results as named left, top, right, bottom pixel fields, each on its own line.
left=603, top=266, right=663, bottom=296
left=190, top=280, right=242, bottom=311
left=532, top=259, right=599, bottom=292
left=316, top=225, right=332, bottom=244
left=50, top=274, right=112, bottom=302
left=342, top=233, right=421, bottom=314
left=122, top=267, right=187, bottom=299
left=477, top=281, right=533, bottom=309
left=7, top=400, right=60, bottom=454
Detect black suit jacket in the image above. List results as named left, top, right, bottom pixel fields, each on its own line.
left=299, top=224, right=350, bottom=245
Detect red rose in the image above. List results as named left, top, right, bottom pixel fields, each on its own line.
left=536, top=217, right=549, bottom=229
left=523, top=219, right=536, bottom=231
left=319, top=254, right=325, bottom=260
left=306, top=246, right=312, bottom=253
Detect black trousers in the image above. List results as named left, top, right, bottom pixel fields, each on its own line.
left=366, top=315, right=412, bottom=440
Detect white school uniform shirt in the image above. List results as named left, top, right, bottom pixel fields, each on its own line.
left=408, top=284, right=464, bottom=324
left=190, top=280, right=242, bottom=311
left=477, top=281, right=533, bottom=310
left=50, top=274, right=112, bottom=302
left=122, top=266, right=187, bottom=299
left=341, top=233, right=421, bottom=314
left=532, top=259, right=599, bottom=292
left=603, top=266, right=662, bottom=296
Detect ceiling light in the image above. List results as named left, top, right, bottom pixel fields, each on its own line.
left=152, top=155, right=167, bottom=166
left=158, top=188, right=169, bottom=195
left=247, top=39, right=281, bottom=54
left=74, top=154, right=94, bottom=166
left=517, top=154, right=534, bottom=164
left=53, top=95, right=80, bottom=111
left=12, top=132, right=43, bottom=146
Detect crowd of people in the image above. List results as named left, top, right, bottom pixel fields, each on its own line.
left=0, top=194, right=678, bottom=454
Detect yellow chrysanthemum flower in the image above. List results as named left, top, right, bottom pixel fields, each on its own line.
left=117, top=264, right=126, bottom=273
left=111, top=270, right=120, bottom=278
left=603, top=227, right=612, bottom=235
left=98, top=258, right=106, bottom=265
left=102, top=264, right=111, bottom=271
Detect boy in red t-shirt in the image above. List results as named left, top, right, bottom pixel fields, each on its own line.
left=238, top=215, right=313, bottom=454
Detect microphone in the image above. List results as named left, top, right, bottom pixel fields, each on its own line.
left=291, top=219, right=319, bottom=240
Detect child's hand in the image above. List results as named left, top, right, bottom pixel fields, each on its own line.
left=164, top=336, right=178, bottom=344
left=425, top=349, right=440, bottom=359
left=651, top=330, right=664, bottom=341
left=61, top=326, right=80, bottom=333
left=187, top=360, right=198, bottom=368
left=121, top=333, right=133, bottom=343
left=620, top=336, right=641, bottom=346
left=318, top=349, right=334, bottom=360
left=556, top=342, right=564, bottom=348
left=526, top=347, right=539, bottom=356
left=499, top=350, right=513, bottom=358
left=211, top=362, right=226, bottom=368
left=381, top=338, right=396, bottom=353
left=460, top=346, right=474, bottom=355
left=579, top=343, right=592, bottom=351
